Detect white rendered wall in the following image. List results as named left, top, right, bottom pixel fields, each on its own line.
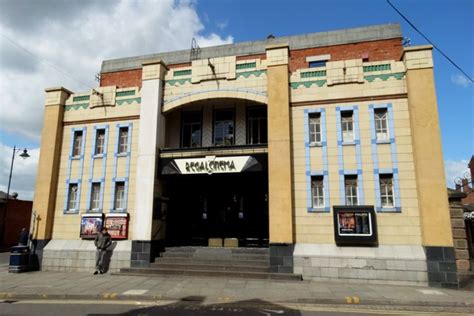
left=133, top=78, right=162, bottom=240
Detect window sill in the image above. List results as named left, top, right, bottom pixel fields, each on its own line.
left=116, top=152, right=128, bottom=157
left=111, top=208, right=127, bottom=213
left=93, top=154, right=104, bottom=159
left=70, top=156, right=81, bottom=160
left=342, top=141, right=356, bottom=146
left=376, top=206, right=401, bottom=212
left=309, top=142, right=323, bottom=147
left=88, top=209, right=102, bottom=213
left=307, top=206, right=330, bottom=212
left=375, top=140, right=391, bottom=144
left=64, top=209, right=79, bottom=214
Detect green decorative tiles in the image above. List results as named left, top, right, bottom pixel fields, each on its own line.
left=236, top=70, right=266, bottom=78
left=290, top=80, right=326, bottom=89
left=364, top=72, right=405, bottom=82
left=236, top=62, right=256, bottom=70
left=72, top=95, right=90, bottom=102
left=116, top=90, right=136, bottom=97
left=174, top=69, right=192, bottom=77
left=116, top=97, right=141, bottom=106
left=363, top=64, right=391, bottom=72
left=166, top=78, right=192, bottom=86
left=65, top=103, right=89, bottom=111
left=300, top=70, right=326, bottom=78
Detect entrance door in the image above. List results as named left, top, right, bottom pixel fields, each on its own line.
left=164, top=172, right=268, bottom=247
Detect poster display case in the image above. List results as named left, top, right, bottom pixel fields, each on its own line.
left=80, top=213, right=104, bottom=239
left=105, top=213, right=129, bottom=240
left=333, top=206, right=378, bottom=246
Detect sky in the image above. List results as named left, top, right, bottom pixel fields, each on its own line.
left=0, top=0, right=472, bottom=200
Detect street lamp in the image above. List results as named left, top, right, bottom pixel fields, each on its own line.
left=1, top=146, right=30, bottom=248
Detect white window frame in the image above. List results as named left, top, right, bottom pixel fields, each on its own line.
left=67, top=183, right=78, bottom=210
left=90, top=183, right=101, bottom=211
left=374, top=108, right=389, bottom=141
left=114, top=182, right=125, bottom=210
left=380, top=174, right=394, bottom=207
left=118, top=127, right=129, bottom=154
left=95, top=129, right=105, bottom=155
left=341, top=111, right=354, bottom=143
left=309, top=113, right=322, bottom=145
left=311, top=176, right=325, bottom=208
left=72, top=131, right=83, bottom=157
left=345, top=176, right=358, bottom=206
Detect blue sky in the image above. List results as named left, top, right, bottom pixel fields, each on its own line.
left=0, top=0, right=472, bottom=198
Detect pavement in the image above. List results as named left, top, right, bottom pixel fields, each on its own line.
left=0, top=251, right=473, bottom=313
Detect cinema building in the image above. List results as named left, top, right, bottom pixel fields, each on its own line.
left=32, top=24, right=457, bottom=287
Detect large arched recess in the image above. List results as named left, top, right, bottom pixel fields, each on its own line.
left=162, top=89, right=268, bottom=113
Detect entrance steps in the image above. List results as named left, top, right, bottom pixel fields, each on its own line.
left=118, top=247, right=302, bottom=281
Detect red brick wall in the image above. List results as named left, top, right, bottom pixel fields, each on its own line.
left=288, top=38, right=403, bottom=72
left=100, top=68, right=142, bottom=88
left=0, top=199, right=32, bottom=249
left=100, top=38, right=403, bottom=88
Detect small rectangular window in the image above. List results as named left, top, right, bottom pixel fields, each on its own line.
left=311, top=176, right=324, bottom=208
left=247, top=107, right=267, bottom=144
left=374, top=108, right=389, bottom=141
left=379, top=174, right=394, bottom=207
left=118, top=127, right=129, bottom=153
left=341, top=111, right=354, bottom=143
left=114, top=182, right=125, bottom=210
left=72, top=130, right=83, bottom=157
left=214, top=109, right=234, bottom=146
left=309, top=60, right=326, bottom=68
left=181, top=112, right=202, bottom=148
left=90, top=183, right=101, bottom=210
left=309, top=113, right=322, bottom=145
left=345, top=175, right=358, bottom=206
left=67, top=183, right=78, bottom=210
left=95, top=129, right=105, bottom=155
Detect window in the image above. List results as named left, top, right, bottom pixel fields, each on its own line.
left=67, top=183, right=78, bottom=210
left=309, top=113, right=322, bottom=145
left=309, top=60, right=326, bottom=68
left=118, top=127, right=129, bottom=153
left=374, top=108, right=389, bottom=141
left=345, top=175, right=358, bottom=206
left=72, top=130, right=83, bottom=157
left=94, top=129, right=105, bottom=155
left=380, top=174, right=394, bottom=207
left=181, top=111, right=202, bottom=148
left=311, top=176, right=324, bottom=208
left=114, top=182, right=125, bottom=210
left=341, top=111, right=354, bottom=142
left=90, top=183, right=101, bottom=210
left=214, top=109, right=234, bottom=146
left=247, top=107, right=267, bottom=144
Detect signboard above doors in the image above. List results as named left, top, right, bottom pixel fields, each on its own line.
left=162, top=155, right=262, bottom=175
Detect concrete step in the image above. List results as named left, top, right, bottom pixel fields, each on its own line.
left=164, top=246, right=269, bottom=256
left=160, top=252, right=269, bottom=261
left=153, top=257, right=269, bottom=267
left=117, top=267, right=302, bottom=281
left=149, top=262, right=270, bottom=273
left=155, top=256, right=270, bottom=267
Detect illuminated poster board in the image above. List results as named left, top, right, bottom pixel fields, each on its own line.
left=80, top=214, right=104, bottom=239
left=105, top=213, right=129, bottom=240
left=333, top=206, right=378, bottom=246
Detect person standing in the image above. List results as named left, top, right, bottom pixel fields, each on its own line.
left=94, top=227, right=111, bottom=274
left=18, top=228, right=29, bottom=246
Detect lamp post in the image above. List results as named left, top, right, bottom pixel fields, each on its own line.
left=1, top=146, right=30, bottom=248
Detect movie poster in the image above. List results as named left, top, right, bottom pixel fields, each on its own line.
left=105, top=215, right=129, bottom=239
left=80, top=215, right=103, bottom=239
left=338, top=211, right=371, bottom=236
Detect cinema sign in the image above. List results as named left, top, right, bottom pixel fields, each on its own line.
left=170, top=156, right=260, bottom=175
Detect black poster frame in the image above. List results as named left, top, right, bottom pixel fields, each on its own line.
left=333, top=205, right=378, bottom=246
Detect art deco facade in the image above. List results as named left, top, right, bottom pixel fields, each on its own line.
left=32, top=24, right=456, bottom=287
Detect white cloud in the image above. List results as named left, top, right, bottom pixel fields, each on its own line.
left=444, top=159, right=470, bottom=189
left=0, top=143, right=39, bottom=201
left=216, top=20, right=228, bottom=30
left=0, top=0, right=233, bottom=142
left=451, top=74, right=473, bottom=88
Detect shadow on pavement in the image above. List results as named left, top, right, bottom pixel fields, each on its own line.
left=88, top=296, right=301, bottom=316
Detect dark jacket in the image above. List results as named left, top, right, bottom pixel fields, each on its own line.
left=94, top=231, right=112, bottom=250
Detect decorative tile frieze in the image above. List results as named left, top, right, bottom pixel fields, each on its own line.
left=236, top=62, right=257, bottom=70
left=165, top=78, right=192, bottom=87
left=290, top=80, right=326, bottom=89
left=116, top=97, right=141, bottom=106
left=364, top=72, right=405, bottom=82
left=363, top=64, right=391, bottom=72
left=173, top=69, right=192, bottom=77
left=300, top=70, right=326, bottom=78
left=236, top=70, right=266, bottom=78
left=72, top=95, right=90, bottom=102
left=65, top=103, right=89, bottom=111
left=116, top=90, right=136, bottom=97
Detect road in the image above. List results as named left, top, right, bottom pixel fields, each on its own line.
left=0, top=300, right=470, bottom=316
